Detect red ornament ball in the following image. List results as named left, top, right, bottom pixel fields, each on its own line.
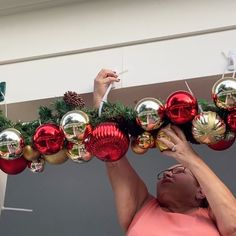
left=0, top=157, right=28, bottom=175
left=227, top=112, right=236, bottom=132
left=83, top=124, right=93, bottom=141
left=208, top=130, right=235, bottom=151
left=85, top=122, right=129, bottom=162
left=165, top=91, right=198, bottom=124
left=33, top=124, right=65, bottom=155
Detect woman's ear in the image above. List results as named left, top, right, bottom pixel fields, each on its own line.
left=195, top=187, right=205, bottom=200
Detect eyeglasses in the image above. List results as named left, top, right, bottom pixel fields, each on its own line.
left=157, top=166, right=187, bottom=180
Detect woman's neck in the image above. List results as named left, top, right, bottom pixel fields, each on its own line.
left=158, top=198, right=200, bottom=214
left=161, top=205, right=199, bottom=214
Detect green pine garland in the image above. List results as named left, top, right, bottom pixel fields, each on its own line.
left=83, top=102, right=143, bottom=137
left=198, top=99, right=229, bottom=120
left=0, top=94, right=232, bottom=146
left=0, top=110, right=13, bottom=131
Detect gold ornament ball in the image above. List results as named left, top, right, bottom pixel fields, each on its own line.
left=44, top=149, right=69, bottom=165
left=155, top=130, right=172, bottom=152
left=192, top=111, right=226, bottom=144
left=212, top=77, right=236, bottom=111
left=0, top=128, right=24, bottom=160
left=23, top=145, right=41, bottom=161
left=131, top=139, right=148, bottom=155
left=136, top=132, right=155, bottom=149
left=135, top=97, right=164, bottom=131
left=66, top=142, right=93, bottom=163
left=60, top=110, right=89, bottom=143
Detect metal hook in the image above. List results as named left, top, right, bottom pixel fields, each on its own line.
left=222, top=51, right=236, bottom=73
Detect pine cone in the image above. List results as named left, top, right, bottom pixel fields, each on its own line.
left=63, top=91, right=85, bottom=108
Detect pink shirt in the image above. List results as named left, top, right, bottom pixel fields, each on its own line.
left=127, top=198, right=221, bottom=236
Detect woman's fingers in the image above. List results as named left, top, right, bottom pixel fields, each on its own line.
left=103, top=76, right=120, bottom=84
left=156, top=137, right=175, bottom=150
left=93, top=69, right=120, bottom=107
left=97, top=69, right=118, bottom=80
left=95, top=69, right=119, bottom=87
left=171, top=125, right=187, bottom=141
left=161, top=127, right=181, bottom=144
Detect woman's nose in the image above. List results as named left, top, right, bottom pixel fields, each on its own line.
left=163, top=170, right=173, bottom=178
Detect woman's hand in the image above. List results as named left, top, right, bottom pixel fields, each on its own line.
left=157, top=125, right=200, bottom=167
left=93, top=69, right=119, bottom=108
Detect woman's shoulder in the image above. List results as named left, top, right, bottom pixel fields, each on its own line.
left=197, top=207, right=216, bottom=222
left=127, top=195, right=159, bottom=234
left=135, top=194, right=159, bottom=216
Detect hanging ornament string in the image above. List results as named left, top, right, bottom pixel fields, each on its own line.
left=184, top=80, right=203, bottom=113
left=222, top=65, right=236, bottom=79
left=231, top=55, right=236, bottom=78
left=98, top=69, right=128, bottom=117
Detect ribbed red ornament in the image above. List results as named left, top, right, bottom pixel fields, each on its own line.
left=83, top=124, right=93, bottom=141
left=0, top=156, right=28, bottom=175
left=85, top=122, right=129, bottom=162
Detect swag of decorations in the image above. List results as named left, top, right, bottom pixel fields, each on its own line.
left=0, top=76, right=236, bottom=175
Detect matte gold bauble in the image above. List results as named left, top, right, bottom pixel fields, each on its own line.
left=44, top=149, right=68, bottom=165
left=155, top=130, right=172, bottom=152
left=23, top=145, right=40, bottom=161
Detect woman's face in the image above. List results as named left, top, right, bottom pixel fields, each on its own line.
left=156, top=164, right=200, bottom=206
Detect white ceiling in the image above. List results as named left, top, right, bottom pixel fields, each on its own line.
left=0, top=0, right=89, bottom=15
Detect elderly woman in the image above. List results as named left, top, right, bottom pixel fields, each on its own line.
left=93, top=69, right=236, bottom=236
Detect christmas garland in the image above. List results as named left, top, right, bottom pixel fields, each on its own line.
left=0, top=77, right=236, bottom=175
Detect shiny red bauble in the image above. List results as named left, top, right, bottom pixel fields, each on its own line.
left=208, top=131, right=235, bottom=151
left=0, top=157, right=28, bottom=175
left=33, top=124, right=65, bottom=155
left=165, top=91, right=198, bottom=124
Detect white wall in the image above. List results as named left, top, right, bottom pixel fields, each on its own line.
left=0, top=0, right=236, bottom=103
